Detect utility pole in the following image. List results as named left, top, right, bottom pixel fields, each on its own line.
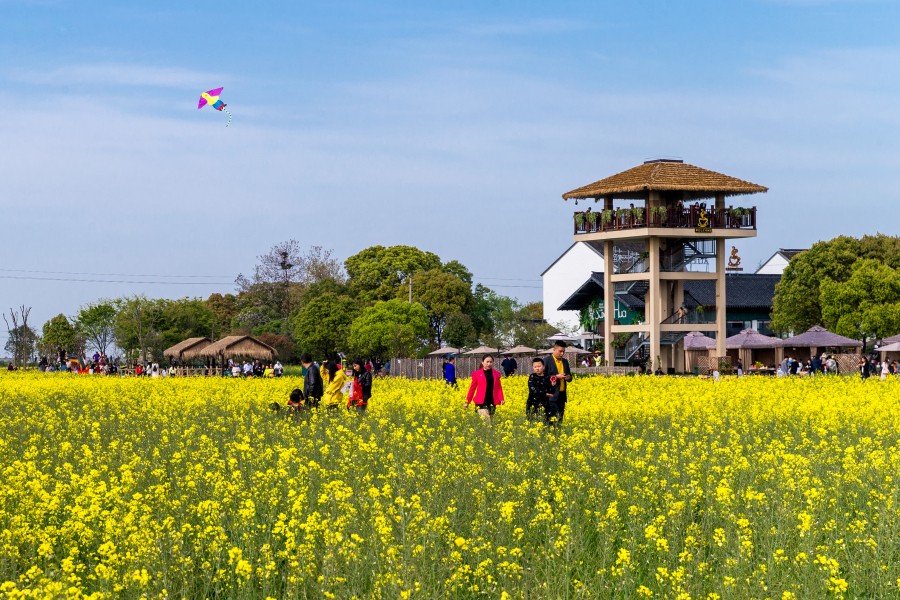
left=408, top=275, right=413, bottom=303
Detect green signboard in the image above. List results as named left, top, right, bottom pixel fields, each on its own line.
left=581, top=297, right=640, bottom=329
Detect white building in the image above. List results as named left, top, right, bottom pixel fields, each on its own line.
left=755, top=248, right=806, bottom=275
left=541, top=242, right=604, bottom=332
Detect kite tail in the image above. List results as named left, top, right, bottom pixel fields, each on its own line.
left=223, top=108, right=233, bottom=127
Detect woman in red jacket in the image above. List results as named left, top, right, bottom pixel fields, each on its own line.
left=466, top=355, right=505, bottom=424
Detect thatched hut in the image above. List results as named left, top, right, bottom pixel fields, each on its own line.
left=778, top=325, right=863, bottom=359
left=163, top=337, right=212, bottom=364
left=199, top=335, right=277, bottom=364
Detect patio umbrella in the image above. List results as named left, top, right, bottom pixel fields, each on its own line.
left=502, top=345, right=537, bottom=355
left=684, top=331, right=716, bottom=350
left=725, top=329, right=779, bottom=349
left=428, top=346, right=459, bottom=356
left=778, top=325, right=863, bottom=349
left=547, top=332, right=576, bottom=341
left=463, top=345, right=500, bottom=356
left=565, top=346, right=592, bottom=355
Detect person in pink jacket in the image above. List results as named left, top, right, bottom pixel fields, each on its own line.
left=466, top=355, right=505, bottom=424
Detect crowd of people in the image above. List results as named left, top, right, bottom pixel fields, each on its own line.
left=273, top=354, right=373, bottom=413
left=451, top=340, right=573, bottom=426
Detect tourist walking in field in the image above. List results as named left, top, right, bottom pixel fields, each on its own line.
left=526, top=357, right=553, bottom=422
left=543, top=340, right=573, bottom=424
left=348, top=358, right=372, bottom=412
left=466, top=355, right=505, bottom=424
left=444, top=356, right=458, bottom=388
left=301, top=353, right=323, bottom=407
left=323, top=360, right=348, bottom=410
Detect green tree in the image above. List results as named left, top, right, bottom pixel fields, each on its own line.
left=41, top=314, right=81, bottom=356
left=291, top=292, right=357, bottom=358
left=511, top=302, right=557, bottom=348
left=114, top=296, right=165, bottom=364
left=155, top=298, right=216, bottom=351
left=75, top=301, right=117, bottom=355
left=820, top=259, right=900, bottom=347
left=473, top=289, right=521, bottom=348
left=345, top=245, right=441, bottom=302
left=442, top=312, right=477, bottom=348
left=403, top=269, right=472, bottom=345
left=771, top=234, right=900, bottom=334
left=441, top=260, right=473, bottom=286
left=205, top=293, right=239, bottom=338
left=348, top=299, right=429, bottom=358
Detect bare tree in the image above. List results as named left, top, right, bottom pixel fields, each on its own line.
left=235, top=241, right=346, bottom=322
left=3, top=305, right=37, bottom=367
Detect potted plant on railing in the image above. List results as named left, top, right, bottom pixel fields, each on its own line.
left=652, top=206, right=668, bottom=225
left=586, top=210, right=598, bottom=230
left=613, top=333, right=631, bottom=348
left=600, top=209, right=614, bottom=228
left=632, top=207, right=644, bottom=223
left=574, top=212, right=586, bottom=231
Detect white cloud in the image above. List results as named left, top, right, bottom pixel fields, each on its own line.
left=9, top=62, right=228, bottom=89
left=461, top=18, right=586, bottom=37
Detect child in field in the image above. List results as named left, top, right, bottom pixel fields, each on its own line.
left=526, top=357, right=553, bottom=422
left=323, top=360, right=348, bottom=410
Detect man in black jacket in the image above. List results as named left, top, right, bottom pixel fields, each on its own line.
left=301, top=353, right=323, bottom=407
left=542, top=340, right=573, bottom=424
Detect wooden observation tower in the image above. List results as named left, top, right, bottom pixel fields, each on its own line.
left=563, top=159, right=768, bottom=371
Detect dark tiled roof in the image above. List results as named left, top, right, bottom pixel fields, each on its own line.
left=683, top=274, right=781, bottom=309
left=558, top=273, right=780, bottom=312
left=780, top=249, right=806, bottom=260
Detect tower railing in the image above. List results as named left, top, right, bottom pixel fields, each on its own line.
left=574, top=206, right=756, bottom=234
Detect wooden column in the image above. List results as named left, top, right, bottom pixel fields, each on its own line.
left=715, top=239, right=727, bottom=359
left=649, top=236, right=661, bottom=369
left=604, top=240, right=614, bottom=367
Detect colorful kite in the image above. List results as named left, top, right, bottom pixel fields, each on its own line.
left=198, top=87, right=232, bottom=126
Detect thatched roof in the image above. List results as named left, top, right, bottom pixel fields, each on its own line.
left=876, top=341, right=900, bottom=352
left=163, top=337, right=212, bottom=359
left=199, top=335, right=276, bottom=360
left=779, top=325, right=863, bottom=348
left=726, top=329, right=779, bottom=350
left=562, top=159, right=768, bottom=200
left=684, top=331, right=716, bottom=351
left=882, top=334, right=900, bottom=344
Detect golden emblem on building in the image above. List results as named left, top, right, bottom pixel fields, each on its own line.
left=697, top=208, right=709, bottom=228
left=726, top=246, right=743, bottom=271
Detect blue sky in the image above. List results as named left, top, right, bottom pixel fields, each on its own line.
left=2, top=0, right=900, bottom=338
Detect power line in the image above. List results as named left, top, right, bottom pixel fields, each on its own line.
left=0, top=275, right=233, bottom=285
left=474, top=276, right=542, bottom=282
left=0, top=268, right=232, bottom=279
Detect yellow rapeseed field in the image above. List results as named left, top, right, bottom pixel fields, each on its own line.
left=1, top=372, right=899, bottom=599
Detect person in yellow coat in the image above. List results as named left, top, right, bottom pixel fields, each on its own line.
left=322, top=360, right=347, bottom=410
